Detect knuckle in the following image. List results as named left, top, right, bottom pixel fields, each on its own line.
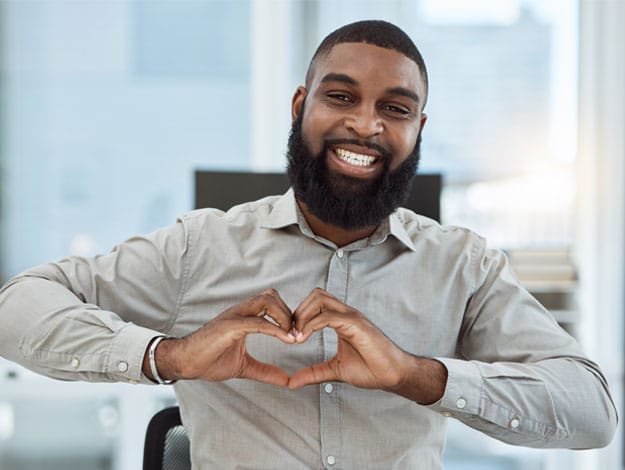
left=261, top=288, right=278, bottom=298
left=258, top=293, right=275, bottom=306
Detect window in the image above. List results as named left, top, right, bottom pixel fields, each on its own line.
left=0, top=0, right=252, bottom=277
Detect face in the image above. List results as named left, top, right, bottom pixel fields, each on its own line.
left=287, top=42, right=428, bottom=230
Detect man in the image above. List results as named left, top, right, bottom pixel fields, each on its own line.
left=0, top=20, right=617, bottom=469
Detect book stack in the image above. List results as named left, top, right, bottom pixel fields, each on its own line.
left=506, top=249, right=577, bottom=284
left=505, top=249, right=578, bottom=325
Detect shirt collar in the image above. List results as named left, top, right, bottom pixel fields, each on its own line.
left=388, top=211, right=417, bottom=252
left=260, top=188, right=417, bottom=252
left=260, top=188, right=300, bottom=230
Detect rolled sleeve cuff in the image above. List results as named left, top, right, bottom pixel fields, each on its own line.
left=426, top=357, right=483, bottom=417
left=106, top=323, right=164, bottom=384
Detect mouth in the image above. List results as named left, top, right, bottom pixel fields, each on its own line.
left=327, top=145, right=385, bottom=179
left=335, top=147, right=379, bottom=167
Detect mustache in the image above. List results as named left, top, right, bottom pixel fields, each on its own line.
left=324, top=138, right=392, bottom=161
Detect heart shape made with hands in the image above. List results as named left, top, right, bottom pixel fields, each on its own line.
left=211, top=287, right=407, bottom=391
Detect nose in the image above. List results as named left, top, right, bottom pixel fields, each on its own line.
left=344, top=104, right=383, bottom=138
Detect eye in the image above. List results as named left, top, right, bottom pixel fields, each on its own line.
left=382, top=104, right=411, bottom=116
left=326, top=93, right=354, bottom=104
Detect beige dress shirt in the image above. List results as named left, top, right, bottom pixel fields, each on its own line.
left=0, top=189, right=617, bottom=469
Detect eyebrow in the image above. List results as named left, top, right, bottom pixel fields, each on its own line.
left=387, top=87, right=420, bottom=104
left=321, top=73, right=358, bottom=86
left=320, top=73, right=421, bottom=105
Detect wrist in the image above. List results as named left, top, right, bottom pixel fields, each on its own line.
left=143, top=336, right=179, bottom=384
left=389, top=355, right=448, bottom=405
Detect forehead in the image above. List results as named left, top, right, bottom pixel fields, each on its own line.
left=309, top=42, right=425, bottom=103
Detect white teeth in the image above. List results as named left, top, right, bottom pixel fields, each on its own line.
left=335, top=148, right=377, bottom=167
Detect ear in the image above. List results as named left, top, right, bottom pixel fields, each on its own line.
left=419, top=113, right=428, bottom=132
left=291, top=86, right=307, bottom=122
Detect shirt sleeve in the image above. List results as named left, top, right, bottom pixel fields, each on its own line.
left=0, top=214, right=194, bottom=384
left=426, top=239, right=618, bottom=449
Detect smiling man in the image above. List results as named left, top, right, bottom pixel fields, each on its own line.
left=0, top=20, right=617, bottom=469
left=288, top=38, right=427, bottom=241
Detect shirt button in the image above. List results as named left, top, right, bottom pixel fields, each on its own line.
left=509, top=418, right=520, bottom=429
left=442, top=411, right=452, bottom=417
left=117, top=361, right=129, bottom=373
left=326, top=455, right=336, bottom=466
left=70, top=357, right=80, bottom=369
left=336, top=249, right=344, bottom=258
left=324, top=383, right=334, bottom=394
left=455, top=397, right=467, bottom=409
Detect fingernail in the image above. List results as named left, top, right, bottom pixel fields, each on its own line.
left=296, top=331, right=304, bottom=341
left=287, top=332, right=296, bottom=341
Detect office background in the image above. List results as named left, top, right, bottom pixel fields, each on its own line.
left=0, top=0, right=623, bottom=469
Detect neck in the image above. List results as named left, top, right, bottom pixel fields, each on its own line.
left=296, top=199, right=378, bottom=247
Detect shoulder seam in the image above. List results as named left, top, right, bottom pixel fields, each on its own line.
left=164, top=215, right=195, bottom=335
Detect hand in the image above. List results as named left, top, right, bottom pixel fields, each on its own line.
left=146, top=289, right=295, bottom=387
left=288, top=288, right=409, bottom=390
left=288, top=288, right=447, bottom=404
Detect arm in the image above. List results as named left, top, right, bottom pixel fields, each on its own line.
left=0, top=215, right=296, bottom=387
left=288, top=276, right=617, bottom=449
left=429, top=355, right=616, bottom=448
left=0, top=218, right=190, bottom=383
left=428, top=245, right=618, bottom=448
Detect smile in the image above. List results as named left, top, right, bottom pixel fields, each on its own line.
left=335, top=148, right=378, bottom=167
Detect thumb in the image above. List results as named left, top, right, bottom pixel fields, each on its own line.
left=239, top=353, right=290, bottom=387
left=288, top=361, right=338, bottom=389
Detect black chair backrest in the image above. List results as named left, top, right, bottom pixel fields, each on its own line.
left=143, top=407, right=190, bottom=470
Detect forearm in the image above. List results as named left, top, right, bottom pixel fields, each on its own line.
left=0, top=275, right=159, bottom=384
left=428, top=356, right=617, bottom=448
left=0, top=224, right=187, bottom=384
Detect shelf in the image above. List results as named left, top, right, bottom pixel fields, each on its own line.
left=549, top=309, right=579, bottom=324
left=519, top=280, right=577, bottom=293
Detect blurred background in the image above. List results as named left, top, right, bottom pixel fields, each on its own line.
left=0, top=0, right=623, bottom=469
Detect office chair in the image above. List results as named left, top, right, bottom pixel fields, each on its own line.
left=143, top=406, right=191, bottom=470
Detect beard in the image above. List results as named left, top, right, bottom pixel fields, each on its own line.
left=286, top=111, right=422, bottom=230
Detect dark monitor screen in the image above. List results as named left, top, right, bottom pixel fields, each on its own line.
left=195, top=171, right=442, bottom=222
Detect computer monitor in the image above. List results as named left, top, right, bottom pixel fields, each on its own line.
left=194, top=171, right=442, bottom=222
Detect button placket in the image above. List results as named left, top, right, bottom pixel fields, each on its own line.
left=319, top=248, right=348, bottom=468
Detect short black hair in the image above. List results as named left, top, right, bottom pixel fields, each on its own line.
left=306, top=20, right=428, bottom=106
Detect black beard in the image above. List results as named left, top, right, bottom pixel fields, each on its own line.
left=286, top=111, right=421, bottom=230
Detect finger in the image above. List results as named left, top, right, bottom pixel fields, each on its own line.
left=288, top=360, right=338, bottom=389
left=235, top=317, right=296, bottom=344
left=297, top=311, right=361, bottom=343
left=294, top=287, right=336, bottom=313
left=268, top=289, right=293, bottom=318
left=242, top=290, right=293, bottom=332
left=295, top=300, right=358, bottom=340
left=293, top=288, right=337, bottom=332
left=240, top=353, right=290, bottom=387
left=263, top=305, right=294, bottom=335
